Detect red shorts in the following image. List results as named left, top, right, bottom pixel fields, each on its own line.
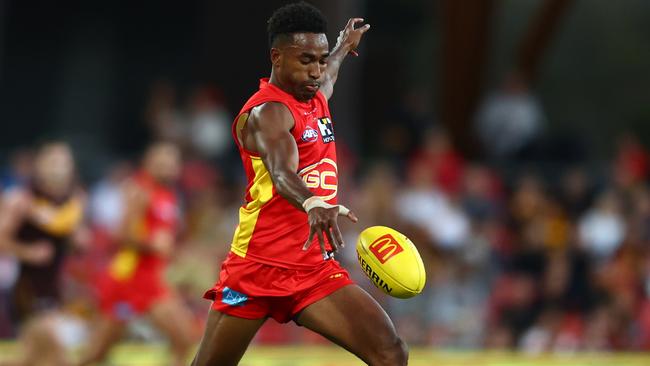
left=204, top=252, right=354, bottom=323
left=98, top=263, right=170, bottom=321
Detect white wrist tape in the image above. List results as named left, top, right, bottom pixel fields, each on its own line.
left=302, top=196, right=350, bottom=216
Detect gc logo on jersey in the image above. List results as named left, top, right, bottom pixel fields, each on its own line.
left=298, top=158, right=338, bottom=201
left=317, top=117, right=335, bottom=143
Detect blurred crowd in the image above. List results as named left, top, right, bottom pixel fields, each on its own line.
left=1, top=80, right=650, bottom=356
left=342, top=128, right=650, bottom=353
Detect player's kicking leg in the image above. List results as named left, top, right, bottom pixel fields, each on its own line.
left=148, top=296, right=196, bottom=366
left=76, top=317, right=126, bottom=366
left=295, top=284, right=408, bottom=366
left=20, top=312, right=71, bottom=366
left=191, top=285, right=406, bottom=366
left=191, top=311, right=266, bottom=366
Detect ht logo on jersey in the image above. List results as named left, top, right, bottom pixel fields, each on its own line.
left=317, top=117, right=335, bottom=143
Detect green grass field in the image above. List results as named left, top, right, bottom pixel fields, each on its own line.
left=1, top=343, right=650, bottom=365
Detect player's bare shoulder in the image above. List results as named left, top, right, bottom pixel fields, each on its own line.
left=248, top=102, right=294, bottom=131
left=243, top=102, right=295, bottom=152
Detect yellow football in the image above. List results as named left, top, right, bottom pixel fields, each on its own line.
left=356, top=226, right=426, bottom=299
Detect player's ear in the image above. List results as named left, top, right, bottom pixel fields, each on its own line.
left=270, top=48, right=281, bottom=68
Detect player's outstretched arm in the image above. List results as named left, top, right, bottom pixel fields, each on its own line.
left=247, top=102, right=311, bottom=209
left=320, top=18, right=370, bottom=100
left=0, top=190, right=54, bottom=264
left=69, top=192, right=92, bottom=252
left=247, top=102, right=357, bottom=259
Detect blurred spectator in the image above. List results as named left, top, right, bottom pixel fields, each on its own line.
left=613, top=132, right=649, bottom=190
left=179, top=158, right=219, bottom=198
left=423, top=254, right=491, bottom=348
left=0, top=148, right=34, bottom=191
left=145, top=80, right=236, bottom=176
left=461, top=163, right=503, bottom=222
left=376, top=88, right=435, bottom=166
left=186, top=85, right=232, bottom=162
left=582, top=304, right=615, bottom=350
left=509, top=173, right=546, bottom=229
left=350, top=162, right=400, bottom=228
left=476, top=73, right=545, bottom=158
left=0, top=253, right=19, bottom=338
left=578, top=190, right=626, bottom=262
left=396, top=158, right=469, bottom=250
left=409, top=127, right=465, bottom=196
left=145, top=80, right=185, bottom=145
left=628, top=187, right=650, bottom=244
left=488, top=272, right=541, bottom=348
left=0, top=149, right=31, bottom=338
left=640, top=279, right=650, bottom=349
left=89, top=161, right=132, bottom=235
left=519, top=307, right=562, bottom=354
left=559, top=167, right=594, bottom=220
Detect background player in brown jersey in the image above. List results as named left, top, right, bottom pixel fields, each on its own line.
left=0, top=142, right=87, bottom=366
left=192, top=3, right=408, bottom=366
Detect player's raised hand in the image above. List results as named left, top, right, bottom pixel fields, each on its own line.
left=302, top=198, right=358, bottom=260
left=336, top=18, right=371, bottom=56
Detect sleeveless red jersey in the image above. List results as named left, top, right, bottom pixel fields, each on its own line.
left=230, top=78, right=338, bottom=268
left=130, top=172, right=179, bottom=241
left=108, top=171, right=179, bottom=281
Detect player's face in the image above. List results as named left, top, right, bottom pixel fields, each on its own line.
left=35, top=144, right=75, bottom=194
left=276, top=33, right=329, bottom=101
left=146, top=144, right=181, bottom=184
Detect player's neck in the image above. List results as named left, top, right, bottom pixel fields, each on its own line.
left=268, top=72, right=298, bottom=101
left=33, top=179, right=71, bottom=202
left=268, top=72, right=285, bottom=91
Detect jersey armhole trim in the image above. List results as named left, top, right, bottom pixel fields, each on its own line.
left=233, top=100, right=298, bottom=159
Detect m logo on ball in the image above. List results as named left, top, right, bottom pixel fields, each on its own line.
left=368, top=234, right=404, bottom=264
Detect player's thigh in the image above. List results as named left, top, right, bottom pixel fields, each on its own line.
left=295, top=285, right=407, bottom=364
left=20, top=312, right=68, bottom=364
left=149, top=296, right=196, bottom=345
left=191, top=308, right=266, bottom=366
left=78, top=315, right=127, bottom=364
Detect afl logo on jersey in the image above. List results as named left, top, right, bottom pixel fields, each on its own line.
left=301, top=126, right=319, bottom=142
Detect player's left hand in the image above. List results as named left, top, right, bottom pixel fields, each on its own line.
left=336, top=18, right=370, bottom=56
left=303, top=200, right=358, bottom=260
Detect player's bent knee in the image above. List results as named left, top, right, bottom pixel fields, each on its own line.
left=397, top=337, right=409, bottom=365
left=371, top=336, right=408, bottom=366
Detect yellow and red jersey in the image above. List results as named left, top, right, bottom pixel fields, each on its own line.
left=132, top=171, right=179, bottom=244
left=108, top=171, right=179, bottom=282
left=231, top=78, right=338, bottom=268
left=100, top=172, right=179, bottom=318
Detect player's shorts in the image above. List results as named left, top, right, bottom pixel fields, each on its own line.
left=11, top=283, right=61, bottom=324
left=204, top=252, right=354, bottom=323
left=98, top=265, right=170, bottom=321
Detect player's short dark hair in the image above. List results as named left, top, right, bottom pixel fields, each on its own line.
left=33, top=138, right=70, bottom=155
left=267, top=1, right=327, bottom=47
